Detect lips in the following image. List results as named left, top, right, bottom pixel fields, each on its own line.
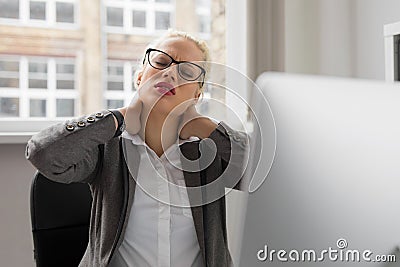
left=154, top=82, right=176, bottom=96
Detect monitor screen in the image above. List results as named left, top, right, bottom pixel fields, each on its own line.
left=239, top=73, right=400, bottom=266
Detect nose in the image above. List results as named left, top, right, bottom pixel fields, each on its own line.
left=162, top=64, right=178, bottom=82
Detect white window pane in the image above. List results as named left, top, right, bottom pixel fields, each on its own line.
left=29, top=60, right=47, bottom=88
left=30, top=1, right=46, bottom=20
left=199, top=15, right=210, bottom=33
left=0, top=59, right=19, bottom=88
left=0, top=78, right=19, bottom=88
left=29, top=79, right=47, bottom=88
left=107, top=61, right=124, bottom=91
left=30, top=99, right=46, bottom=117
left=56, top=2, right=74, bottom=23
left=155, top=11, right=170, bottom=30
left=56, top=99, right=74, bottom=117
left=132, top=10, right=146, bottom=28
left=107, top=7, right=123, bottom=27
left=0, top=0, right=19, bottom=19
left=0, top=97, right=19, bottom=117
left=107, top=65, right=123, bottom=76
left=196, top=0, right=210, bottom=8
left=57, top=63, right=74, bottom=74
left=56, top=80, right=74, bottom=89
left=29, top=62, right=47, bottom=73
left=0, top=60, right=19, bottom=72
left=107, top=99, right=124, bottom=109
left=107, top=81, right=123, bottom=91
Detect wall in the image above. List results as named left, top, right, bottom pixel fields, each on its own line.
left=0, top=144, right=36, bottom=266
left=353, top=0, right=400, bottom=79
left=254, top=0, right=400, bottom=80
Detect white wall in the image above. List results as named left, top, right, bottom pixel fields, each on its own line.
left=284, top=0, right=322, bottom=75
left=268, top=0, right=400, bottom=80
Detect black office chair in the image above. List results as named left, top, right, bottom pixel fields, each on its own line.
left=30, top=171, right=92, bottom=267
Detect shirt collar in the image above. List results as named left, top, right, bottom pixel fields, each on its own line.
left=121, top=130, right=200, bottom=147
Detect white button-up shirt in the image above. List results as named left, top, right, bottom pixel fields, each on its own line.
left=110, top=132, right=204, bottom=267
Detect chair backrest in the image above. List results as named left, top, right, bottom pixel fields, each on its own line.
left=30, top=172, right=92, bottom=267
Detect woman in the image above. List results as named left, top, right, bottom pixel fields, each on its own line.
left=26, top=30, right=248, bottom=267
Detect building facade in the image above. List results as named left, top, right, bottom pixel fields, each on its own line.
left=0, top=0, right=225, bottom=119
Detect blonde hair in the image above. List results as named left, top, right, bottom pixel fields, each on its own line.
left=134, top=29, right=211, bottom=97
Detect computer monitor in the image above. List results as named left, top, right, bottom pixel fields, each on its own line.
left=239, top=72, right=400, bottom=266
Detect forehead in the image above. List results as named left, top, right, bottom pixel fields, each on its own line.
left=155, top=37, right=204, bottom=62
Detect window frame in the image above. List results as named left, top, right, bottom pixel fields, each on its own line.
left=195, top=0, right=211, bottom=39
left=0, top=0, right=79, bottom=30
left=104, top=60, right=137, bottom=109
left=104, top=0, right=174, bottom=35
left=0, top=55, right=79, bottom=122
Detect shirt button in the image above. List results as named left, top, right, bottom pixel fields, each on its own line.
left=66, top=124, right=75, bottom=131
left=77, top=121, right=85, bottom=127
left=95, top=112, right=104, bottom=118
left=87, top=116, right=95, bottom=123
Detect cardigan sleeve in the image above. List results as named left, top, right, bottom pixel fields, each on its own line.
left=25, top=110, right=117, bottom=184
left=207, top=121, right=250, bottom=191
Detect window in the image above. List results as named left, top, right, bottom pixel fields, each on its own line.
left=106, top=7, right=124, bottom=27
left=0, top=59, right=19, bottom=88
left=0, top=97, right=19, bottom=117
left=155, top=11, right=170, bottom=30
left=30, top=1, right=46, bottom=21
left=30, top=99, right=46, bottom=117
left=107, top=99, right=124, bottom=109
left=104, top=60, right=137, bottom=109
left=0, top=0, right=230, bottom=138
left=0, top=56, right=78, bottom=119
left=56, top=2, right=74, bottom=23
left=56, top=61, right=75, bottom=89
left=0, top=0, right=19, bottom=19
left=0, top=0, right=78, bottom=28
left=195, top=0, right=211, bottom=37
left=29, top=60, right=48, bottom=89
left=132, top=10, right=146, bottom=28
left=56, top=98, right=74, bottom=117
left=104, top=0, right=173, bottom=34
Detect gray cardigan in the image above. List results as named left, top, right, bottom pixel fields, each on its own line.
left=25, top=109, right=248, bottom=267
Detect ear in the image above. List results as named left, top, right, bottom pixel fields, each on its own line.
left=136, top=70, right=143, bottom=87
left=193, top=90, right=201, bottom=103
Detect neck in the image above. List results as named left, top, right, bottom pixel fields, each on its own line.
left=138, top=105, right=181, bottom=158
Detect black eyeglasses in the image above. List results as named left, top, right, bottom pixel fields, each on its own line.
left=143, top=48, right=206, bottom=87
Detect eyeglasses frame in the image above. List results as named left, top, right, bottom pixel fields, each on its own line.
left=143, top=48, right=206, bottom=88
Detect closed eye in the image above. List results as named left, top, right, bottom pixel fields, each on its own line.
left=155, top=61, right=169, bottom=67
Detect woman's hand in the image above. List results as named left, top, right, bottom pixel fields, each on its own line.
left=179, top=104, right=218, bottom=140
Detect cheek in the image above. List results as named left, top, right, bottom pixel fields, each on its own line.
left=140, top=68, right=157, bottom=85
left=177, top=84, right=198, bottom=99
left=139, top=62, right=167, bottom=85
